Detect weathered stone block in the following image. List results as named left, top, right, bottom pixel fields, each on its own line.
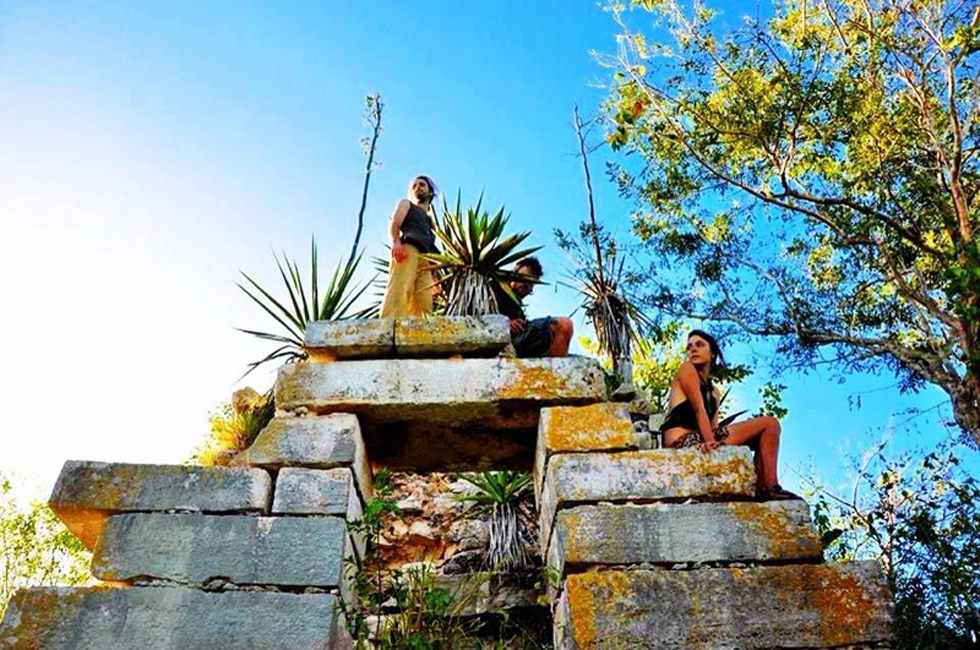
left=48, top=461, right=272, bottom=550
left=0, top=587, right=351, bottom=649
left=276, top=357, right=605, bottom=428
left=272, top=467, right=365, bottom=557
left=534, top=403, right=635, bottom=501
left=91, top=513, right=350, bottom=589
left=248, top=414, right=373, bottom=501
left=394, top=315, right=510, bottom=356
left=305, top=318, right=394, bottom=359
left=548, top=501, right=821, bottom=576
left=538, top=448, right=756, bottom=557
left=273, top=467, right=360, bottom=517
left=555, top=563, right=893, bottom=649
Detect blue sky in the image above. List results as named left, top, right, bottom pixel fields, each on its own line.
left=0, top=1, right=974, bottom=501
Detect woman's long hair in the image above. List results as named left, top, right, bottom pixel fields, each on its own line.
left=688, top=329, right=725, bottom=373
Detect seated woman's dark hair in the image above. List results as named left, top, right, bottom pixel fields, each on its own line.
left=688, top=329, right=724, bottom=372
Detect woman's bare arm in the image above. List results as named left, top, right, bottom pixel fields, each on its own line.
left=711, top=388, right=721, bottom=428
left=677, top=361, right=715, bottom=442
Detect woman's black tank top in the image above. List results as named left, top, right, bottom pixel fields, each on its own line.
left=660, top=375, right=717, bottom=432
left=400, top=203, right=438, bottom=254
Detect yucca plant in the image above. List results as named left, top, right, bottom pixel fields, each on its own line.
left=236, top=93, right=382, bottom=377
left=558, top=105, right=652, bottom=383
left=236, top=237, right=370, bottom=377
left=456, top=471, right=533, bottom=571
left=575, top=257, right=653, bottom=379
left=424, top=192, right=542, bottom=316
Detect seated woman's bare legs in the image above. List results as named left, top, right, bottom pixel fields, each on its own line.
left=721, top=416, right=781, bottom=491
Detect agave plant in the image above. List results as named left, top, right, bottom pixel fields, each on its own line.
left=456, top=471, right=533, bottom=571
left=424, top=192, right=542, bottom=316
left=236, top=237, right=370, bottom=377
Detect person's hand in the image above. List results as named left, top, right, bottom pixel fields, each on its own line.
left=391, top=241, right=407, bottom=263
left=509, top=319, right=526, bottom=335
left=697, top=439, right=721, bottom=453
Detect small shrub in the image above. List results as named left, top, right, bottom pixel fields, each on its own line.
left=189, top=389, right=274, bottom=466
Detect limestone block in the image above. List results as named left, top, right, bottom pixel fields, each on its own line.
left=305, top=318, right=394, bottom=359
left=533, top=403, right=636, bottom=501
left=554, top=563, right=894, bottom=649
left=538, top=447, right=756, bottom=558
left=248, top=414, right=373, bottom=501
left=275, top=357, right=606, bottom=428
left=0, top=587, right=351, bottom=649
left=272, top=467, right=365, bottom=557
left=48, top=461, right=272, bottom=550
left=394, top=315, right=510, bottom=356
left=91, top=513, right=350, bottom=589
left=548, top=501, right=821, bottom=576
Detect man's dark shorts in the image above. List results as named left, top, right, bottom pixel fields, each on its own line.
left=513, top=317, right=554, bottom=357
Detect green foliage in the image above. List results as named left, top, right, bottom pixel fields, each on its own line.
left=424, top=192, right=542, bottom=316
left=1, top=476, right=91, bottom=619
left=339, top=469, right=488, bottom=649
left=805, top=443, right=980, bottom=647
left=457, top=472, right=533, bottom=571
left=456, top=472, right=531, bottom=511
left=189, top=390, right=274, bottom=466
left=602, top=0, right=980, bottom=444
left=236, top=237, right=370, bottom=376
left=757, top=382, right=788, bottom=419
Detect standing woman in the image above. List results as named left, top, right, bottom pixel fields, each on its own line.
left=660, top=330, right=800, bottom=501
left=380, top=175, right=439, bottom=318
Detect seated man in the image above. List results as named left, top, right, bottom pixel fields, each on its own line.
left=495, top=257, right=573, bottom=357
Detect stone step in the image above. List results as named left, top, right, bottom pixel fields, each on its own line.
left=538, top=448, right=756, bottom=558
left=533, top=403, right=637, bottom=502
left=0, top=587, right=351, bottom=649
left=247, top=414, right=373, bottom=501
left=48, top=461, right=272, bottom=550
left=305, top=318, right=395, bottom=359
left=91, top=514, right=352, bottom=591
left=304, top=316, right=511, bottom=360
left=554, top=563, right=894, bottom=649
left=393, top=315, right=510, bottom=357
left=547, top=501, right=822, bottom=577
left=276, top=357, right=606, bottom=428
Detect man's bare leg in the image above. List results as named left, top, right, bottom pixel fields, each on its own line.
left=546, top=317, right=574, bottom=357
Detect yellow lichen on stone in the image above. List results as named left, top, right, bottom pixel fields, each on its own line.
left=780, top=565, right=881, bottom=646
left=497, top=361, right=573, bottom=400
left=566, top=571, right=634, bottom=649
left=543, top=403, right=634, bottom=452
left=724, top=501, right=817, bottom=559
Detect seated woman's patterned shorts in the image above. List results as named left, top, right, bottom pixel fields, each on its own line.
left=669, top=426, right=731, bottom=449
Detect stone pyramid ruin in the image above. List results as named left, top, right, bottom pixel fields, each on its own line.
left=0, top=316, right=895, bottom=648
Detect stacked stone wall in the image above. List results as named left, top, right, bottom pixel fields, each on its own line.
left=536, top=402, right=896, bottom=649
left=1, top=317, right=896, bottom=648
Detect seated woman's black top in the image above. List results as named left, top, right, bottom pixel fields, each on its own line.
left=660, top=374, right=717, bottom=432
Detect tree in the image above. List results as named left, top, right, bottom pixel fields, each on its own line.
left=600, top=0, right=980, bottom=445
left=0, top=475, right=91, bottom=620
left=805, top=442, right=980, bottom=648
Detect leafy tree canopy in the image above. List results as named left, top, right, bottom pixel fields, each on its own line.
left=601, top=0, right=980, bottom=444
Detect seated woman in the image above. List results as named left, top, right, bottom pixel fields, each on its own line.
left=660, top=330, right=799, bottom=501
